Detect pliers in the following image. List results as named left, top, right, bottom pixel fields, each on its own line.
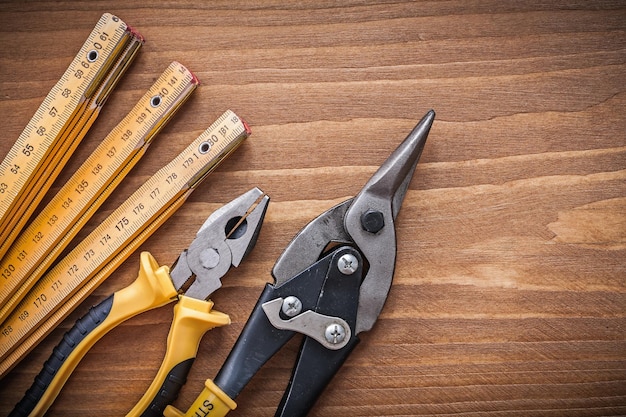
left=164, top=110, right=435, bottom=417
left=10, top=187, right=270, bottom=417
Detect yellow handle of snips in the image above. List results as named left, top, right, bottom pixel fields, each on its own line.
left=161, top=322, right=238, bottom=417
left=19, top=252, right=230, bottom=417
left=164, top=379, right=237, bottom=417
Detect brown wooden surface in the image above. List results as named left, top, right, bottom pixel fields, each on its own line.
left=0, top=1, right=625, bottom=416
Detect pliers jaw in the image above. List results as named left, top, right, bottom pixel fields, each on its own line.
left=169, top=187, right=270, bottom=300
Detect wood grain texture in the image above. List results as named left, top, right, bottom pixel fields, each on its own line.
left=0, top=1, right=624, bottom=416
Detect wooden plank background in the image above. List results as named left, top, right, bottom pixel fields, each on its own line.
left=0, top=1, right=624, bottom=416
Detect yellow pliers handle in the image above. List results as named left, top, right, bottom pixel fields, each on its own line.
left=14, top=252, right=229, bottom=417
left=128, top=293, right=230, bottom=417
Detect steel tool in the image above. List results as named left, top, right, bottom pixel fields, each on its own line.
left=165, top=110, right=435, bottom=417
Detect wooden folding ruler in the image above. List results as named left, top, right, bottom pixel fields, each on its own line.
left=0, top=61, right=199, bottom=323
left=0, top=110, right=251, bottom=375
left=0, top=13, right=143, bottom=259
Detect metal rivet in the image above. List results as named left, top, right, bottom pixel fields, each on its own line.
left=337, top=253, right=358, bottom=275
left=324, top=323, right=346, bottom=344
left=281, top=296, right=302, bottom=317
left=150, top=95, right=162, bottom=108
left=199, top=248, right=220, bottom=269
left=87, top=49, right=99, bottom=63
left=198, top=141, right=212, bottom=154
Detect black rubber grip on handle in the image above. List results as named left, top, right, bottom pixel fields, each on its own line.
left=140, top=358, right=195, bottom=417
left=275, top=336, right=359, bottom=417
left=9, top=295, right=114, bottom=417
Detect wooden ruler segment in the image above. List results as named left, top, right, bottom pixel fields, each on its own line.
left=0, top=62, right=199, bottom=323
left=0, top=110, right=250, bottom=373
left=0, top=13, right=144, bottom=259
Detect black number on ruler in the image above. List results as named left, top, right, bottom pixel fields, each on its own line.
left=22, top=144, right=34, bottom=156
left=32, top=232, right=44, bottom=244
left=1, top=325, right=13, bottom=337
left=183, top=157, right=194, bottom=169
left=166, top=173, right=177, bottom=184
left=67, top=264, right=78, bottom=277
left=47, top=214, right=58, bottom=227
left=99, top=233, right=111, bottom=246
left=2, top=264, right=15, bottom=280
left=133, top=203, right=144, bottom=215
left=84, top=249, right=95, bottom=261
left=62, top=197, right=73, bottom=210
left=121, top=129, right=132, bottom=141
left=75, top=179, right=89, bottom=195
left=115, top=216, right=129, bottom=231
left=92, top=163, right=103, bottom=175
left=17, top=310, right=29, bottom=322
left=136, top=112, right=148, bottom=123
left=33, top=293, right=48, bottom=308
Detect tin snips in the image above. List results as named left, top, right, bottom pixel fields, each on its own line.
left=165, top=110, right=435, bottom=417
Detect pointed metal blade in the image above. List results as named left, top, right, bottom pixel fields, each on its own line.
left=344, top=110, right=435, bottom=333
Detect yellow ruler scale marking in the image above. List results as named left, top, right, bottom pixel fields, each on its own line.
left=0, top=13, right=144, bottom=259
left=0, top=62, right=199, bottom=323
left=0, top=110, right=250, bottom=369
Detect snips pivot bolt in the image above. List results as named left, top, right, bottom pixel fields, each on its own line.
left=361, top=209, right=385, bottom=233
left=337, top=254, right=358, bottom=275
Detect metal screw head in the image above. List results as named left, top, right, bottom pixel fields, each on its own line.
left=337, top=253, right=358, bottom=275
left=281, top=296, right=302, bottom=317
left=324, top=323, right=346, bottom=344
left=361, top=209, right=385, bottom=233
